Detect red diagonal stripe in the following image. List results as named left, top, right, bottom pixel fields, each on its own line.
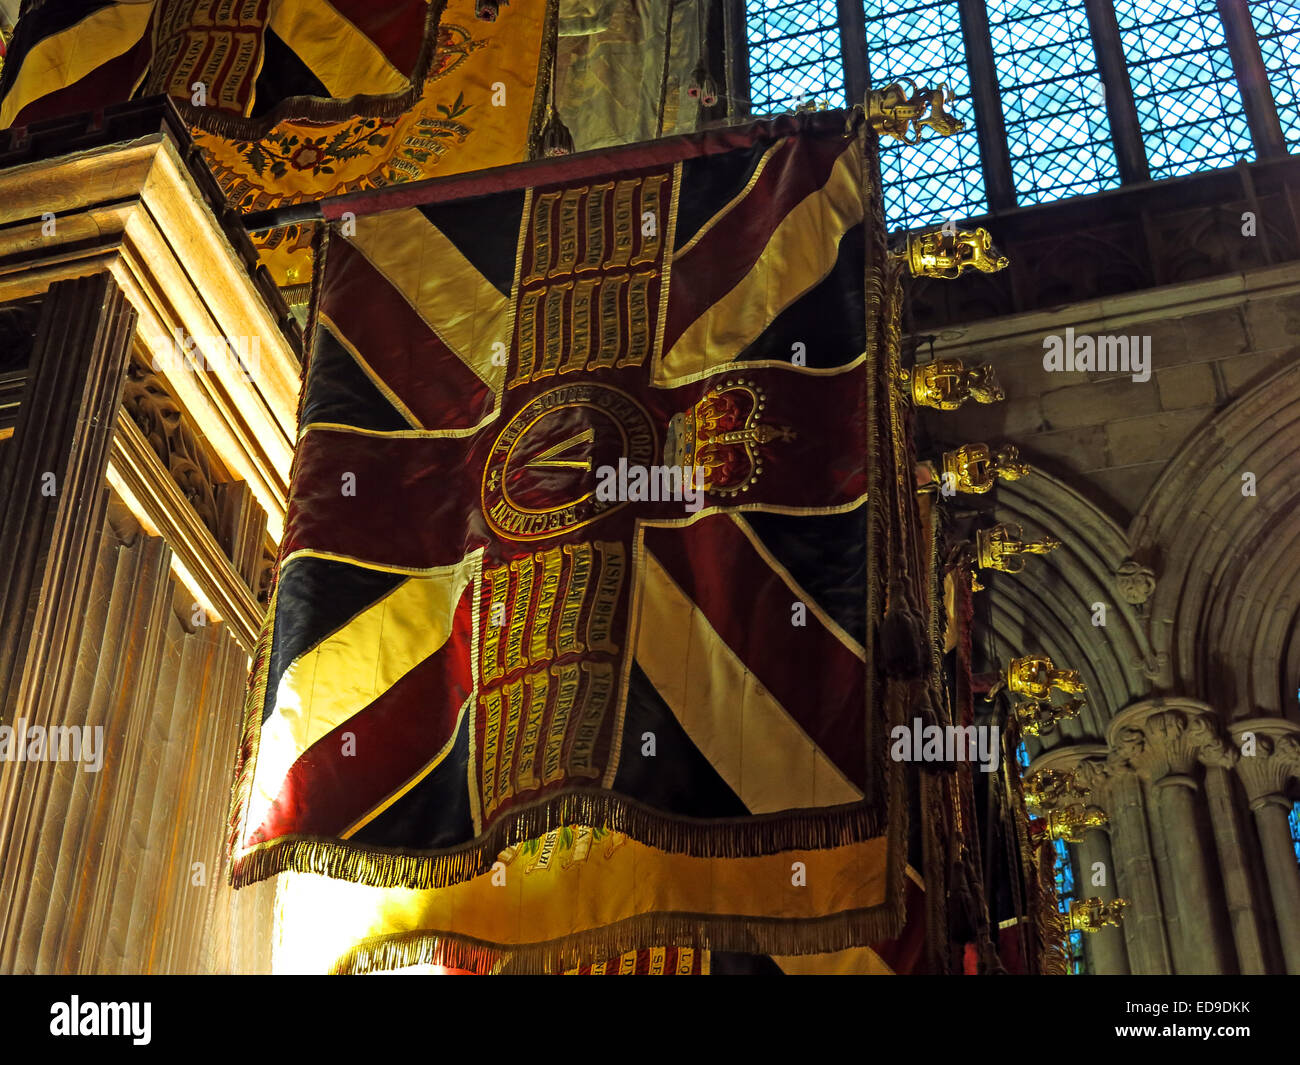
left=322, top=0, right=429, bottom=77
left=247, top=582, right=474, bottom=842
left=642, top=513, right=865, bottom=785
left=284, top=427, right=485, bottom=569
left=662, top=134, right=846, bottom=354
left=322, top=237, right=494, bottom=431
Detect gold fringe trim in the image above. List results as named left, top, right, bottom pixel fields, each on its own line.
left=177, top=1, right=449, bottom=141
left=231, top=793, right=883, bottom=890
left=330, top=900, right=907, bottom=975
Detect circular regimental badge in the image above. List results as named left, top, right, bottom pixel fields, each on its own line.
left=482, top=383, right=657, bottom=541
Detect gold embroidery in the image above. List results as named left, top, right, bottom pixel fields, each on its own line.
left=537, top=281, right=571, bottom=379
left=557, top=543, right=592, bottom=655
left=515, top=667, right=549, bottom=794
left=512, top=286, right=544, bottom=388
left=631, top=173, right=668, bottom=267
left=481, top=564, right=510, bottom=684
left=587, top=541, right=625, bottom=654
left=620, top=271, right=654, bottom=369
left=568, top=659, right=615, bottom=777
left=528, top=547, right=564, bottom=662
left=503, top=555, right=535, bottom=675
left=590, top=275, right=625, bottom=370
left=524, top=191, right=561, bottom=285
left=543, top=661, right=581, bottom=783
left=496, top=677, right=525, bottom=809
left=581, top=182, right=613, bottom=273
left=552, top=188, right=583, bottom=277
left=610, top=180, right=638, bottom=269
left=563, top=278, right=598, bottom=374
left=480, top=688, right=503, bottom=813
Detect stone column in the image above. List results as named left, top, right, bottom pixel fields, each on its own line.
left=1231, top=718, right=1300, bottom=974
left=1030, top=744, right=1132, bottom=974
left=1107, top=699, right=1239, bottom=973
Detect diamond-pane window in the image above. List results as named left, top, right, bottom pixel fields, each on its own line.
left=1112, top=0, right=1253, bottom=178
left=1249, top=0, right=1300, bottom=153
left=865, top=0, right=988, bottom=230
left=1052, top=837, right=1087, bottom=974
left=986, top=0, right=1121, bottom=204
left=746, top=0, right=846, bottom=114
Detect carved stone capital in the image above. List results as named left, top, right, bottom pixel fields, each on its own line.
left=1229, top=718, right=1300, bottom=809
left=1105, top=698, right=1237, bottom=784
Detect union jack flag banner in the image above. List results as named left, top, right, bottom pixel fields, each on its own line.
left=229, top=110, right=930, bottom=973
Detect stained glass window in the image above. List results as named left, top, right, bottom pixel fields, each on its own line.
left=1112, top=0, right=1253, bottom=178
left=1053, top=836, right=1087, bottom=974
left=865, top=0, right=988, bottom=230
left=1289, top=801, right=1300, bottom=865
left=986, top=0, right=1121, bottom=204
left=1249, top=0, right=1300, bottom=154
left=746, top=0, right=847, bottom=114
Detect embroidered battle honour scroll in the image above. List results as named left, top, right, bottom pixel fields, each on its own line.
left=229, top=110, right=922, bottom=971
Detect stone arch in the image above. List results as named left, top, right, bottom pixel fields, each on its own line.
left=1133, top=359, right=1300, bottom=723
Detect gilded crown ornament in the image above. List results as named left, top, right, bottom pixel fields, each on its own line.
left=1022, top=768, right=1080, bottom=810
left=896, top=227, right=1009, bottom=279
left=1044, top=805, right=1108, bottom=843
left=664, top=378, right=795, bottom=498
left=1066, top=897, right=1128, bottom=933
left=903, top=358, right=1004, bottom=410
left=941, top=442, right=1031, bottom=494
left=866, top=80, right=966, bottom=143
left=1015, top=697, right=1085, bottom=737
left=1002, top=655, right=1087, bottom=699
left=975, top=522, right=1060, bottom=575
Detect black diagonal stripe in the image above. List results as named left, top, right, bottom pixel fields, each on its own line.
left=739, top=505, right=866, bottom=650
left=250, top=27, right=330, bottom=117
left=735, top=222, right=865, bottom=368
left=0, top=0, right=117, bottom=100
left=349, top=706, right=473, bottom=849
left=262, top=555, right=405, bottom=723
left=674, top=138, right=769, bottom=253
left=301, top=324, right=411, bottom=432
left=612, top=662, right=747, bottom=818
left=417, top=188, right=526, bottom=300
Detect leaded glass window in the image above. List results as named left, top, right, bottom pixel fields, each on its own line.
left=1111, top=0, right=1253, bottom=178
left=985, top=0, right=1121, bottom=204
left=1052, top=836, right=1087, bottom=974
left=746, top=0, right=847, bottom=114
left=1289, top=801, right=1300, bottom=865
left=865, top=0, right=988, bottom=230
left=1249, top=0, right=1300, bottom=154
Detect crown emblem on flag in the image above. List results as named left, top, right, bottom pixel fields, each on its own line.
left=664, top=378, right=796, bottom=497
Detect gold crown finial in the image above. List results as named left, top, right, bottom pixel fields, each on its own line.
left=896, top=226, right=1009, bottom=279
left=1067, top=897, right=1128, bottom=933
left=904, top=358, right=1004, bottom=410
left=865, top=80, right=966, bottom=144
left=1023, top=768, right=1081, bottom=810
left=1044, top=805, right=1107, bottom=842
left=1002, top=655, right=1087, bottom=700
left=974, top=522, right=1060, bottom=575
left=1015, top=697, right=1086, bottom=737
left=941, top=442, right=1032, bottom=493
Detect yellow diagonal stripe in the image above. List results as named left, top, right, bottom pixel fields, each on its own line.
left=0, top=2, right=155, bottom=128
left=632, top=549, right=860, bottom=814
left=246, top=550, right=480, bottom=835
left=658, top=142, right=864, bottom=383
left=268, top=0, right=408, bottom=98
left=349, top=208, right=511, bottom=394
